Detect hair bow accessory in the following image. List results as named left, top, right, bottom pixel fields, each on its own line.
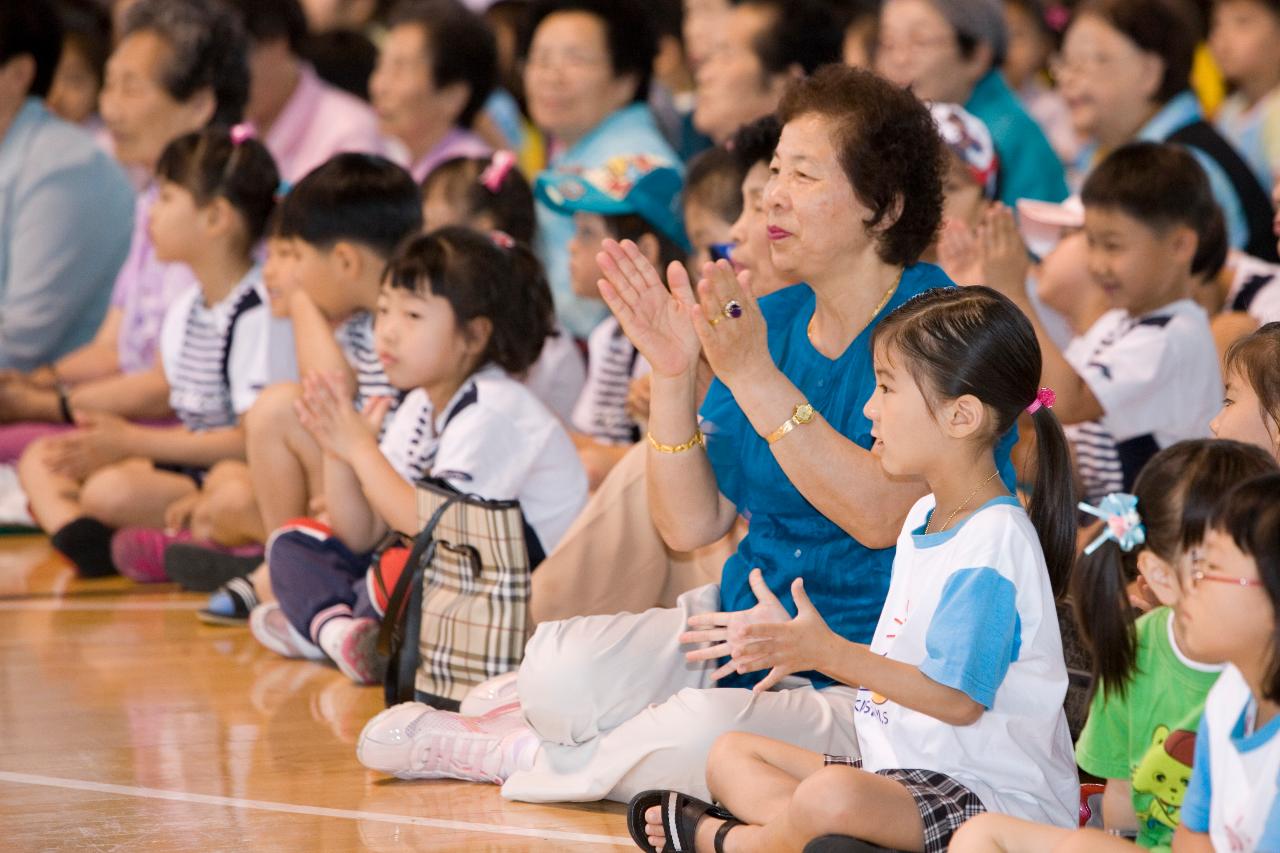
left=229, top=122, right=256, bottom=145
left=1079, top=493, right=1146, bottom=555
left=1026, top=386, right=1056, bottom=414
left=480, top=150, right=517, bottom=193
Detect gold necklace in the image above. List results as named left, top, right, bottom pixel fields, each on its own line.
left=925, top=470, right=1002, bottom=535
left=808, top=269, right=903, bottom=343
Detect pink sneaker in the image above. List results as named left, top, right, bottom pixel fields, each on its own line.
left=113, top=527, right=263, bottom=584
left=111, top=527, right=193, bottom=583
left=318, top=616, right=385, bottom=685
left=357, top=701, right=530, bottom=782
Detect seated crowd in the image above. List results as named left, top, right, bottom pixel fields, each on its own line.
left=3, top=0, right=1280, bottom=850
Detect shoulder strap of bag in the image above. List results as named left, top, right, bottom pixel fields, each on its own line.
left=1167, top=120, right=1280, bottom=262
left=377, top=494, right=459, bottom=706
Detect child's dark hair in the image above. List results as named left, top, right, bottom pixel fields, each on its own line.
left=685, top=146, right=744, bottom=226
left=1082, top=141, right=1226, bottom=278
left=278, top=153, right=423, bottom=258
left=1207, top=473, right=1280, bottom=701
left=1072, top=439, right=1278, bottom=697
left=602, top=215, right=687, bottom=276
left=386, top=227, right=554, bottom=377
left=420, top=154, right=536, bottom=244
left=1224, top=322, right=1280, bottom=441
left=155, top=127, right=279, bottom=249
left=872, top=286, right=1076, bottom=596
left=730, top=114, right=782, bottom=174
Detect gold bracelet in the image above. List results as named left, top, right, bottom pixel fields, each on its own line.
left=648, top=429, right=705, bottom=453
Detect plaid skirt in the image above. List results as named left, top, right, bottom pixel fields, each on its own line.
left=823, top=755, right=987, bottom=853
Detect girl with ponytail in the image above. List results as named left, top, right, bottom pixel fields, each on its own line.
left=627, top=286, right=1084, bottom=853
left=951, top=438, right=1277, bottom=852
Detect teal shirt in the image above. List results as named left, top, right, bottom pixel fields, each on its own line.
left=701, top=264, right=1018, bottom=690
left=966, top=71, right=1069, bottom=206
left=534, top=103, right=681, bottom=339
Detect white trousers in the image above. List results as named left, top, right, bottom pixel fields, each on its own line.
left=501, top=583, right=860, bottom=804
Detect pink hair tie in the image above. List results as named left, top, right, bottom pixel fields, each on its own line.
left=491, top=230, right=515, bottom=249
left=229, top=122, right=256, bottom=145
left=1026, top=387, right=1056, bottom=414
left=480, top=150, right=517, bottom=193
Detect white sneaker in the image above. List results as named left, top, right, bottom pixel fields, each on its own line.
left=249, top=603, right=326, bottom=661
left=357, top=701, right=529, bottom=782
left=459, top=670, right=520, bottom=716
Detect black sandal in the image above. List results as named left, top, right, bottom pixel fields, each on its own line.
left=626, top=789, right=743, bottom=853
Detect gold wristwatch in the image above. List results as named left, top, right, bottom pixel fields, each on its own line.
left=766, top=402, right=816, bottom=444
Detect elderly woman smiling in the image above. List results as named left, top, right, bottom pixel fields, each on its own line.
left=354, top=64, right=1016, bottom=807
left=521, top=0, right=681, bottom=338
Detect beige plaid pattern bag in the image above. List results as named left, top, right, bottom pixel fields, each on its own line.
left=379, top=479, right=532, bottom=710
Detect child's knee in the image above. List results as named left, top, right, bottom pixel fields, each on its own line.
left=17, top=437, right=54, bottom=481
left=202, top=460, right=250, bottom=491
left=947, top=813, right=999, bottom=851
left=192, top=475, right=256, bottom=539
left=81, top=461, right=150, bottom=523
left=789, top=766, right=867, bottom=838
left=245, top=382, right=302, bottom=437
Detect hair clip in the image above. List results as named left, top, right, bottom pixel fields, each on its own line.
left=1079, top=493, right=1146, bottom=555
left=479, top=150, right=517, bottom=193
left=490, top=230, right=515, bottom=249
left=229, top=122, right=256, bottom=146
left=1026, top=386, right=1056, bottom=414
left=1044, top=4, right=1070, bottom=33
left=274, top=179, right=292, bottom=202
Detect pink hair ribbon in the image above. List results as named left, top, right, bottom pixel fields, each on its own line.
left=480, top=150, right=517, bottom=193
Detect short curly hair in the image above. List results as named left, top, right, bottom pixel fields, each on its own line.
left=777, top=64, right=944, bottom=267
left=121, top=0, right=249, bottom=127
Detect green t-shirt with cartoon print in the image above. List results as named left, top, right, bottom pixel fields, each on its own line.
left=1075, top=607, right=1223, bottom=851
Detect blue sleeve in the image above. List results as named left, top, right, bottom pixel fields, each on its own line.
left=919, top=567, right=1021, bottom=709
left=1180, top=715, right=1213, bottom=833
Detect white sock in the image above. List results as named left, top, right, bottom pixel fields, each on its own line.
left=317, top=615, right=354, bottom=663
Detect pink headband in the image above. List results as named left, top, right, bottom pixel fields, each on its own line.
left=1026, top=387, right=1056, bottom=414
left=229, top=122, right=256, bottom=146
left=480, top=150, right=517, bottom=193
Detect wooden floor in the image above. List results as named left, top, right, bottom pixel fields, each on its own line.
left=0, top=534, right=629, bottom=851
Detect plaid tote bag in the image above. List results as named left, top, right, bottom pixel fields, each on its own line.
left=376, top=478, right=532, bottom=711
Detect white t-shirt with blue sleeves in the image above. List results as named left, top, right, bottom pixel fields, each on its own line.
left=1181, top=664, right=1280, bottom=851
left=855, top=495, right=1078, bottom=826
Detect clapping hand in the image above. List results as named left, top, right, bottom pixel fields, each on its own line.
left=597, top=239, right=702, bottom=379
left=734, top=576, right=839, bottom=694
left=686, top=259, right=773, bottom=391
left=680, top=568, right=792, bottom=682
left=978, top=204, right=1032, bottom=299
left=295, top=372, right=390, bottom=463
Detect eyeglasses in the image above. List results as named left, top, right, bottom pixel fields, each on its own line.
left=1188, top=569, right=1264, bottom=590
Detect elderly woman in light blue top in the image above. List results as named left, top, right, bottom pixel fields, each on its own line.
left=522, top=0, right=680, bottom=339
left=0, top=1, right=132, bottom=370
left=1057, top=0, right=1279, bottom=262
